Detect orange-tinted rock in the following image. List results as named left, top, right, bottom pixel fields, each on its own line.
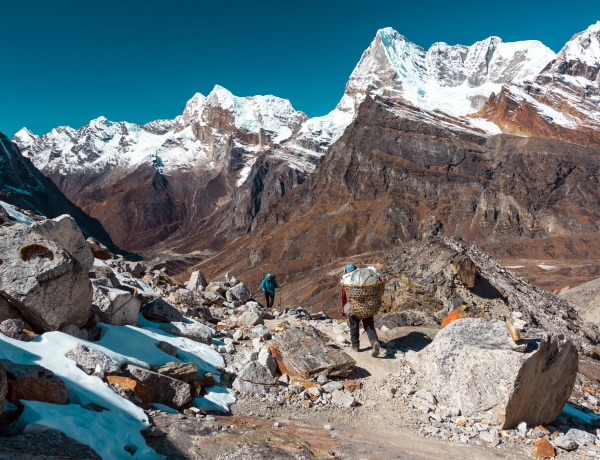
left=343, top=380, right=362, bottom=392
left=441, top=305, right=468, bottom=327
left=2, top=360, right=68, bottom=405
left=88, top=240, right=112, bottom=260
left=532, top=437, right=556, bottom=458
left=106, top=375, right=154, bottom=404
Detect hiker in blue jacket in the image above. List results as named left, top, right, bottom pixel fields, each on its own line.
left=260, top=273, right=280, bottom=309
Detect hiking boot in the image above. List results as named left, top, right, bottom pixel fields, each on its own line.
left=371, top=341, right=381, bottom=357
left=351, top=344, right=359, bottom=352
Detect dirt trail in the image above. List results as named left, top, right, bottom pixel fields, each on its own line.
left=224, top=323, right=530, bottom=460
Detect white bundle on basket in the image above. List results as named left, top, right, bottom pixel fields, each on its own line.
left=341, top=268, right=385, bottom=319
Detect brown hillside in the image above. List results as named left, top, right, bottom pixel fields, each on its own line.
left=189, top=96, right=600, bottom=315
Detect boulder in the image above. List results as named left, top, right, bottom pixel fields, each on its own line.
left=270, top=326, right=356, bottom=379
left=191, top=372, right=218, bottom=394
left=205, top=282, right=228, bottom=297
left=88, top=265, right=121, bottom=288
left=153, top=362, right=199, bottom=383
left=156, top=341, right=179, bottom=357
left=123, top=261, right=145, bottom=278
left=203, top=291, right=226, bottom=306
left=375, top=310, right=437, bottom=329
left=168, top=289, right=194, bottom=306
left=532, top=438, right=556, bottom=458
left=232, top=362, right=278, bottom=394
left=31, top=215, right=94, bottom=273
left=226, top=282, right=253, bottom=304
left=252, top=324, right=271, bottom=340
left=1, top=359, right=69, bottom=405
left=186, top=270, right=207, bottom=292
left=407, top=318, right=577, bottom=429
left=552, top=435, right=578, bottom=451
left=86, top=238, right=112, bottom=260
left=257, top=346, right=278, bottom=377
left=0, top=223, right=92, bottom=331
left=61, top=324, right=88, bottom=340
left=0, top=319, right=27, bottom=341
left=91, top=283, right=141, bottom=326
left=123, top=364, right=192, bottom=409
left=65, top=343, right=120, bottom=376
left=105, top=375, right=153, bottom=404
left=159, top=321, right=212, bottom=345
left=141, top=297, right=185, bottom=323
left=331, top=389, right=357, bottom=408
left=239, top=311, right=263, bottom=327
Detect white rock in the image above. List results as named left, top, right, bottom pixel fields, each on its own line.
left=335, top=334, right=349, bottom=345
left=252, top=337, right=263, bottom=352
left=408, top=319, right=577, bottom=429
left=567, top=428, right=598, bottom=444
left=552, top=435, right=578, bottom=451
left=258, top=346, right=278, bottom=377
left=513, top=318, right=527, bottom=330
left=232, top=329, right=244, bottom=341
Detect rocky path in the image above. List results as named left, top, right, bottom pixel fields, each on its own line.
left=181, top=323, right=530, bottom=460
left=146, top=323, right=530, bottom=459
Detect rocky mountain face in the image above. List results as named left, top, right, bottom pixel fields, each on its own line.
left=0, top=132, right=123, bottom=255
left=481, top=22, right=600, bottom=147
left=13, top=87, right=316, bottom=253
left=195, top=94, right=600, bottom=314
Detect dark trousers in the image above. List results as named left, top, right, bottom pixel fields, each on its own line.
left=264, top=291, right=275, bottom=309
left=348, top=314, right=378, bottom=347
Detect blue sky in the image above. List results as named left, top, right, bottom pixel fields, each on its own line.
left=1, top=0, right=598, bottom=138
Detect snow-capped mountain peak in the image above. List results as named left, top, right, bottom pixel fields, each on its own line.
left=342, top=27, right=555, bottom=126
left=559, top=20, right=600, bottom=66
left=13, top=127, right=39, bottom=150
left=14, top=23, right=599, bottom=183
left=180, top=92, right=207, bottom=123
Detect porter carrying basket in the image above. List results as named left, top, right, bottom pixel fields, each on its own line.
left=342, top=268, right=385, bottom=319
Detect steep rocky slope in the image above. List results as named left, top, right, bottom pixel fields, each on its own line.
left=480, top=22, right=600, bottom=147
left=0, top=132, right=125, bottom=255
left=194, top=95, right=600, bottom=315
left=14, top=88, right=315, bottom=253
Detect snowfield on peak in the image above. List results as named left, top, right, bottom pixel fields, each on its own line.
left=344, top=27, right=556, bottom=127
left=179, top=85, right=307, bottom=140
left=560, top=21, right=600, bottom=66
left=17, top=118, right=213, bottom=174
left=13, top=22, right=600, bottom=178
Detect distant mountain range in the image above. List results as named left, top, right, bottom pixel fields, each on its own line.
left=4, top=21, right=600, bottom=308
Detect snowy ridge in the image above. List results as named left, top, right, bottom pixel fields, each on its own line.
left=342, top=27, right=556, bottom=125
left=560, top=21, right=600, bottom=66
left=16, top=118, right=213, bottom=174
left=13, top=22, right=600, bottom=178
left=178, top=85, right=306, bottom=142
left=503, top=21, right=600, bottom=129
left=17, top=86, right=308, bottom=176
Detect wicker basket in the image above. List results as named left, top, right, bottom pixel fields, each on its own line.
left=342, top=281, right=384, bottom=319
